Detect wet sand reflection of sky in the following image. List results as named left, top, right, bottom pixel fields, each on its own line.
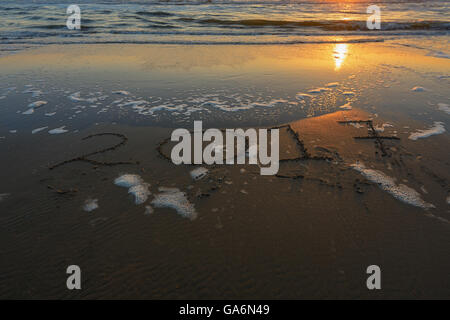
left=333, top=43, right=348, bottom=71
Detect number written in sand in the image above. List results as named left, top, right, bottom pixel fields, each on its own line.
left=49, top=133, right=135, bottom=170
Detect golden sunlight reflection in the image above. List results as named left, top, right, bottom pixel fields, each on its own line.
left=333, top=43, right=348, bottom=71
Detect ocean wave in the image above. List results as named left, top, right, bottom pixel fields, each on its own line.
left=0, top=0, right=448, bottom=51
left=2, top=1, right=448, bottom=4
left=0, top=38, right=387, bottom=45
left=193, top=18, right=450, bottom=31
left=136, top=10, right=175, bottom=17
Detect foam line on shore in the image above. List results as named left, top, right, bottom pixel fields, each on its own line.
left=351, top=162, right=435, bottom=210
left=83, top=199, right=99, bottom=212
left=408, top=122, right=445, bottom=140
left=151, top=187, right=197, bottom=220
left=114, top=174, right=151, bottom=205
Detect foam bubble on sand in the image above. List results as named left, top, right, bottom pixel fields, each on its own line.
left=437, top=103, right=450, bottom=115
left=28, top=101, right=47, bottom=108
left=68, top=92, right=98, bottom=103
left=120, top=100, right=149, bottom=108
left=114, top=174, right=142, bottom=188
left=350, top=123, right=364, bottom=129
left=339, top=102, right=353, bottom=110
left=308, top=87, right=331, bottom=94
left=325, top=82, right=339, bottom=88
left=48, top=126, right=68, bottom=135
left=411, top=86, right=426, bottom=92
left=408, top=122, right=445, bottom=140
left=295, top=93, right=313, bottom=100
left=45, top=112, right=56, bottom=117
left=112, top=90, right=130, bottom=95
left=374, top=123, right=394, bottom=133
left=23, top=88, right=43, bottom=97
left=351, top=162, right=435, bottom=209
left=203, top=101, right=249, bottom=112
left=32, top=126, right=48, bottom=134
left=22, top=101, right=48, bottom=115
left=129, top=184, right=151, bottom=205
left=83, top=198, right=99, bottom=212
left=145, top=104, right=190, bottom=115
left=151, top=187, right=197, bottom=220
left=144, top=205, right=154, bottom=215
left=190, top=167, right=208, bottom=181
left=0, top=193, right=9, bottom=202
left=114, top=174, right=150, bottom=205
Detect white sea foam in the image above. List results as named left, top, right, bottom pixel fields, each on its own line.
left=22, top=100, right=48, bottom=115
left=144, top=205, right=154, bottom=215
left=351, top=162, right=434, bottom=209
left=23, top=88, right=42, bottom=97
left=32, top=126, right=48, bottom=134
left=9, top=130, right=17, bottom=134
left=408, top=122, right=445, bottom=140
left=437, top=103, right=450, bottom=115
left=295, top=93, right=313, bottom=100
left=249, top=99, right=288, bottom=108
left=151, top=187, right=197, bottom=220
left=120, top=100, right=149, bottom=108
left=22, top=108, right=34, bottom=115
left=147, top=104, right=188, bottom=114
left=45, top=112, right=56, bottom=117
left=447, top=196, right=450, bottom=205
left=28, top=101, right=47, bottom=108
left=114, top=174, right=143, bottom=188
left=308, top=87, right=331, bottom=94
left=48, top=126, right=68, bottom=135
left=411, top=86, right=426, bottom=92
left=202, top=101, right=249, bottom=112
left=68, top=92, right=98, bottom=103
left=374, top=123, right=394, bottom=133
left=112, top=90, right=130, bottom=95
left=129, top=184, right=151, bottom=205
left=339, top=102, right=353, bottom=110
left=0, top=193, right=9, bottom=202
left=83, top=198, right=99, bottom=212
left=114, top=174, right=150, bottom=205
left=190, top=167, right=208, bottom=181
left=350, top=123, right=364, bottom=129
left=201, top=99, right=288, bottom=112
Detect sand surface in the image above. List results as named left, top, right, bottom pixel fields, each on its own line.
left=0, top=44, right=449, bottom=299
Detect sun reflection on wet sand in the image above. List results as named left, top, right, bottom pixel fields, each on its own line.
left=333, top=43, right=348, bottom=71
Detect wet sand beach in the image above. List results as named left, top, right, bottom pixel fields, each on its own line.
left=0, top=43, right=449, bottom=299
